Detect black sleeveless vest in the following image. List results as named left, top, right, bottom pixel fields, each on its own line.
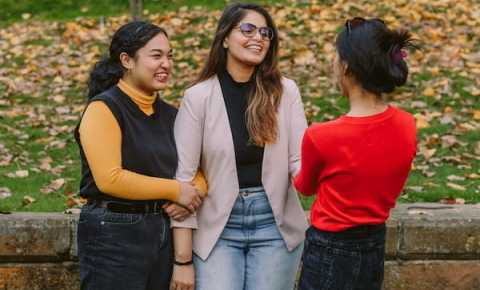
left=74, top=85, right=178, bottom=201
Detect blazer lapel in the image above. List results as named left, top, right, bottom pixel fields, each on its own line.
left=211, top=76, right=240, bottom=190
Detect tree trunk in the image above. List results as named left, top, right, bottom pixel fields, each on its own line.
left=129, top=0, right=143, bottom=21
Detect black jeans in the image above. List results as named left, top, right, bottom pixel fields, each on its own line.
left=77, top=201, right=173, bottom=290
left=298, top=224, right=386, bottom=290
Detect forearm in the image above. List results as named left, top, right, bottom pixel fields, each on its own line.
left=173, top=228, right=193, bottom=262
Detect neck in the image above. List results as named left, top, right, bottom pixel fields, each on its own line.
left=118, top=78, right=156, bottom=111
left=226, top=56, right=255, bottom=82
left=346, top=86, right=387, bottom=117
left=121, top=75, right=154, bottom=97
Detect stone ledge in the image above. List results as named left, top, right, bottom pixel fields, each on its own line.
left=0, top=262, right=79, bottom=290
left=1, top=203, right=480, bottom=262
left=1, top=261, right=479, bottom=290
left=393, top=203, right=480, bottom=260
left=383, top=260, right=480, bottom=290
left=0, top=213, right=73, bottom=262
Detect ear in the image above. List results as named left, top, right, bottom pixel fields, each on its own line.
left=223, top=36, right=229, bottom=49
left=341, top=61, right=349, bottom=76
left=119, top=52, right=134, bottom=70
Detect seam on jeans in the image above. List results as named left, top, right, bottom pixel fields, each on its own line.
left=157, top=214, right=168, bottom=249
left=349, top=250, right=361, bottom=290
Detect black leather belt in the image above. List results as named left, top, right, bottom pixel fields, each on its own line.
left=88, top=199, right=166, bottom=214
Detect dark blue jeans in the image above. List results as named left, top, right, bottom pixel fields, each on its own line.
left=298, top=224, right=386, bottom=290
left=77, top=201, right=173, bottom=290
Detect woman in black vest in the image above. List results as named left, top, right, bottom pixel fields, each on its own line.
left=74, top=21, right=206, bottom=290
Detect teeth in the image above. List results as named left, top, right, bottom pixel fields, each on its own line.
left=247, top=45, right=262, bottom=52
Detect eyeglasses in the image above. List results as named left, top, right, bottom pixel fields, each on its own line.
left=236, top=23, right=274, bottom=41
left=345, top=17, right=385, bottom=34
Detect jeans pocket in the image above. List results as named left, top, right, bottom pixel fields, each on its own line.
left=101, top=210, right=144, bottom=225
left=299, top=239, right=334, bottom=290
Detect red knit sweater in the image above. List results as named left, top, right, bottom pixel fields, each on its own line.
left=294, top=106, right=417, bottom=232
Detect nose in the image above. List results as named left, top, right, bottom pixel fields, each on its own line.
left=252, top=29, right=263, bottom=41
left=160, top=55, right=172, bottom=70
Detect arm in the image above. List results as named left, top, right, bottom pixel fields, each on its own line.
left=164, top=170, right=208, bottom=221
left=79, top=101, right=181, bottom=201
left=170, top=89, right=205, bottom=289
left=171, top=89, right=205, bottom=229
left=293, top=130, right=323, bottom=196
left=170, top=228, right=195, bottom=290
left=288, top=82, right=308, bottom=177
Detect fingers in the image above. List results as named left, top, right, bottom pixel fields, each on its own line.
left=170, top=281, right=193, bottom=290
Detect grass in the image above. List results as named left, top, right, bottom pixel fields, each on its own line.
left=0, top=0, right=283, bottom=26
left=0, top=0, right=479, bottom=212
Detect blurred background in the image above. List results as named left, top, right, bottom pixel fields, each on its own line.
left=0, top=0, right=479, bottom=212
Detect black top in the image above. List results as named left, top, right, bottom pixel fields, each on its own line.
left=74, top=85, right=178, bottom=201
left=218, top=70, right=264, bottom=188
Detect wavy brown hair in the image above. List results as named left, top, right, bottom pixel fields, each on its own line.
left=193, top=3, right=282, bottom=145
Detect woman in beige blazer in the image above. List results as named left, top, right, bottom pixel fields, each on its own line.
left=169, top=3, right=309, bottom=290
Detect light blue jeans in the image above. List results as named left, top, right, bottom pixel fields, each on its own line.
left=194, top=187, right=303, bottom=290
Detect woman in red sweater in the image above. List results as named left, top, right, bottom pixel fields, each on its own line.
left=295, top=18, right=417, bottom=290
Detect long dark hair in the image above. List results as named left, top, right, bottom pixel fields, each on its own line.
left=336, top=18, right=417, bottom=96
left=87, top=21, right=167, bottom=99
left=194, top=3, right=283, bottom=145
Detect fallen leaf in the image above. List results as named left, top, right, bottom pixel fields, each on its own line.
left=447, top=175, right=466, bottom=182
left=0, top=187, right=12, bottom=199
left=22, top=195, right=36, bottom=206
left=40, top=178, right=65, bottom=194
left=446, top=182, right=467, bottom=191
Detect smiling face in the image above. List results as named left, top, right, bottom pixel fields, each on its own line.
left=224, top=10, right=271, bottom=68
left=121, top=32, right=173, bottom=94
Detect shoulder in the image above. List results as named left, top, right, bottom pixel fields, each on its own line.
left=306, top=118, right=344, bottom=139
left=183, top=77, right=218, bottom=103
left=279, top=77, right=303, bottom=107
left=391, top=106, right=416, bottom=127
left=281, top=76, right=299, bottom=95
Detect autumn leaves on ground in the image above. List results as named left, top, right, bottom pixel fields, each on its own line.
left=0, top=0, right=479, bottom=212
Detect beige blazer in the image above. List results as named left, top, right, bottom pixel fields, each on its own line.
left=172, top=75, right=309, bottom=260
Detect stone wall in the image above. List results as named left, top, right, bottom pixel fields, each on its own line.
left=1, top=203, right=480, bottom=290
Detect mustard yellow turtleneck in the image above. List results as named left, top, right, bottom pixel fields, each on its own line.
left=78, top=79, right=207, bottom=202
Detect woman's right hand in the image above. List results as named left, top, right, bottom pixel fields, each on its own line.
left=177, top=182, right=204, bottom=212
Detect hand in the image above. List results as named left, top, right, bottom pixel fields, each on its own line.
left=170, top=264, right=195, bottom=290
left=163, top=202, right=192, bottom=222
left=177, top=182, right=203, bottom=212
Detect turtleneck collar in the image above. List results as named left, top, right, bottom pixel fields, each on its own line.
left=117, top=79, right=156, bottom=114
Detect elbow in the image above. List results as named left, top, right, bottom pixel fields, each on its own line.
left=93, top=168, right=121, bottom=194
left=95, top=177, right=113, bottom=194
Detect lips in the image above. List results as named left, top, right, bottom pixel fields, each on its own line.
left=245, top=43, right=263, bottom=53
left=154, top=72, right=169, bottom=82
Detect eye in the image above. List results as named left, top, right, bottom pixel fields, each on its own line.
left=239, top=23, right=256, bottom=33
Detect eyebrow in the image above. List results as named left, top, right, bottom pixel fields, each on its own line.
left=150, top=48, right=173, bottom=54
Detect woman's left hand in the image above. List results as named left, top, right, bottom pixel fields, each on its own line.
left=163, top=202, right=192, bottom=221
left=170, top=264, right=195, bottom=290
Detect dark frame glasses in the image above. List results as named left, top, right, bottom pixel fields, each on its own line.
left=237, top=23, right=274, bottom=41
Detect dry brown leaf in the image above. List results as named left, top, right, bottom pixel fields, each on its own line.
left=446, top=182, right=467, bottom=191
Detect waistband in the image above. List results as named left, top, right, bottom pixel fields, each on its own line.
left=239, top=186, right=265, bottom=197
left=87, top=198, right=167, bottom=215
left=311, top=223, right=386, bottom=239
